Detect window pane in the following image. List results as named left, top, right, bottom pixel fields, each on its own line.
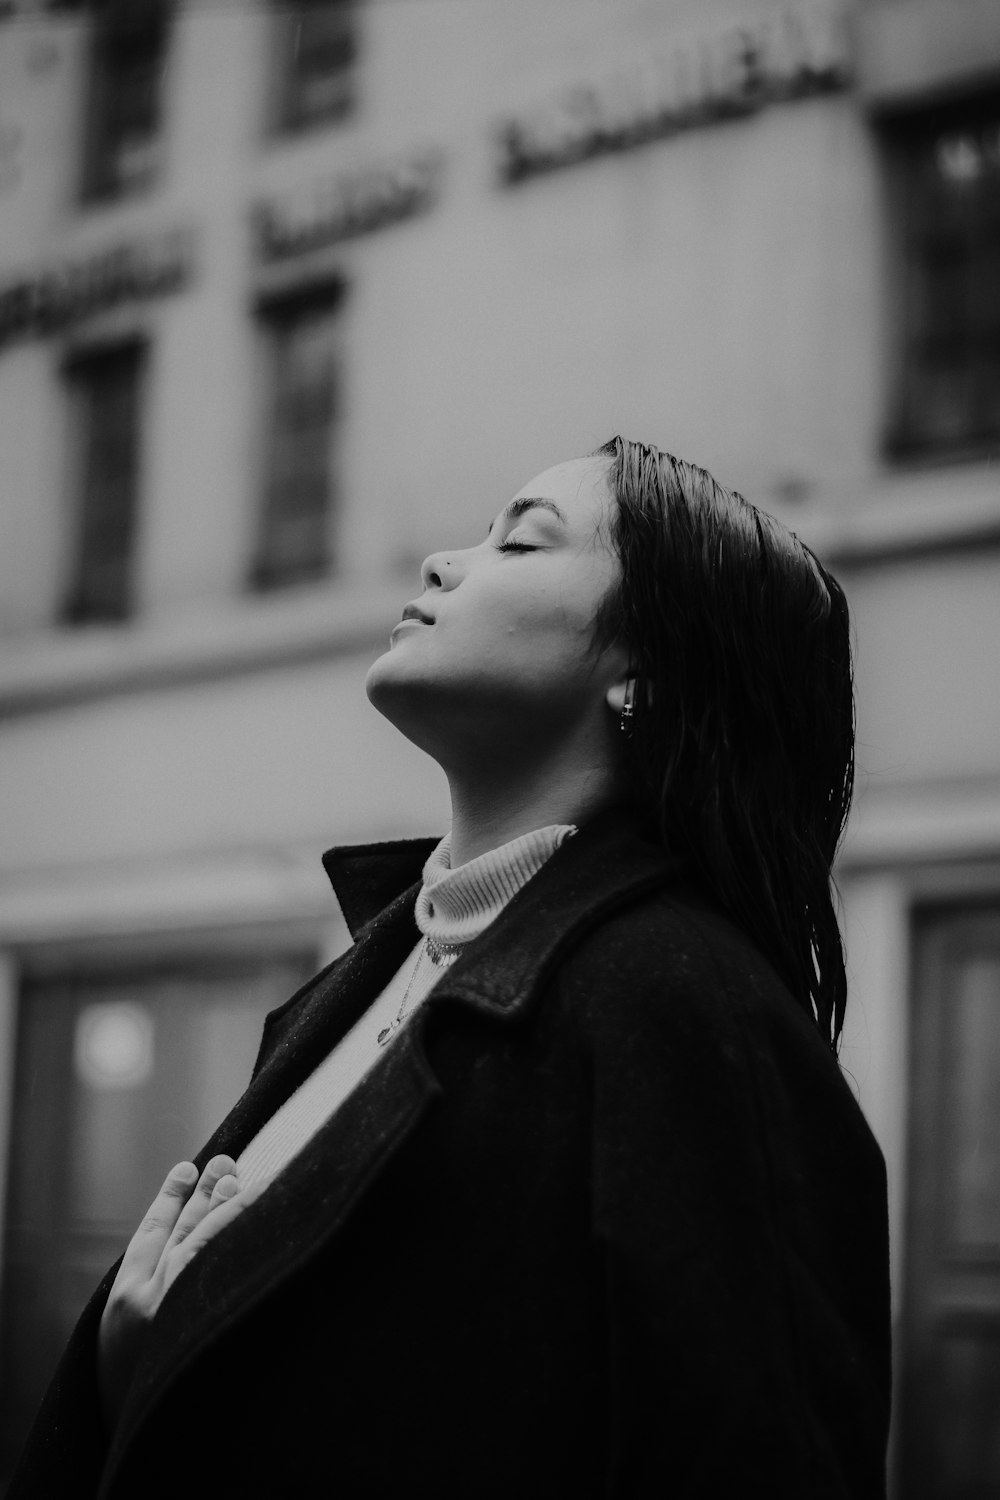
left=278, top=0, right=358, bottom=132
left=253, top=298, right=342, bottom=590
left=63, top=344, right=145, bottom=625
left=902, top=909, right=1000, bottom=1500
left=890, top=99, right=1000, bottom=456
left=945, top=954, right=1000, bottom=1252
left=932, top=1325, right=1000, bottom=1494
left=83, top=0, right=171, bottom=201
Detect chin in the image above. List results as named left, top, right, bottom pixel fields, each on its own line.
left=366, top=657, right=471, bottom=768
left=364, top=649, right=397, bottom=709
left=366, top=650, right=429, bottom=726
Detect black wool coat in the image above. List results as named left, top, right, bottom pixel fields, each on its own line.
left=10, top=810, right=891, bottom=1499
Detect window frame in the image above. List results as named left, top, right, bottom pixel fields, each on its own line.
left=250, top=281, right=347, bottom=594
left=882, top=88, right=1000, bottom=464
left=80, top=0, right=173, bottom=205
left=60, top=338, right=148, bottom=627
left=271, top=0, right=360, bottom=138
left=898, top=899, right=1000, bottom=1497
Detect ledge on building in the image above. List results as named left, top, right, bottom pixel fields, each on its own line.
left=842, top=774, right=1000, bottom=874
left=855, top=0, right=1000, bottom=112
left=0, top=840, right=342, bottom=950
left=0, top=577, right=404, bottom=718
left=783, top=460, right=1000, bottom=568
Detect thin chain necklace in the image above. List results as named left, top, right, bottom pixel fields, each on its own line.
left=376, top=935, right=463, bottom=1046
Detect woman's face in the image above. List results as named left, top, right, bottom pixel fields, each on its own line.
left=366, top=457, right=627, bottom=766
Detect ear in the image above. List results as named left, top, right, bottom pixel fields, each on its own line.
left=606, top=676, right=655, bottom=715
left=605, top=676, right=634, bottom=716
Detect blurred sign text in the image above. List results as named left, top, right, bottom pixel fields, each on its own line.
left=0, top=228, right=194, bottom=349
left=252, top=148, right=445, bottom=264
left=496, top=0, right=851, bottom=184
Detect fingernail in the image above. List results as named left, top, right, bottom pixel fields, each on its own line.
left=175, top=1162, right=198, bottom=1185
left=215, top=1174, right=239, bottom=1199
left=208, top=1155, right=234, bottom=1176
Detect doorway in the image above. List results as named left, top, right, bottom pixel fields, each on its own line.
left=899, top=904, right=1000, bottom=1497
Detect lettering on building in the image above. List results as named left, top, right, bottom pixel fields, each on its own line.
left=495, top=0, right=852, bottom=185
left=252, top=148, right=444, bottom=264
left=0, top=228, right=194, bottom=349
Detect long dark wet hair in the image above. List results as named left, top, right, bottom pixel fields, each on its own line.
left=593, top=436, right=855, bottom=1052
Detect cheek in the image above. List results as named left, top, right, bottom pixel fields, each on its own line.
left=483, top=614, right=597, bottom=692
left=503, top=583, right=602, bottom=661
left=484, top=574, right=591, bottom=640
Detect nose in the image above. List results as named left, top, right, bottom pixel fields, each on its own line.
left=420, top=548, right=462, bottom=592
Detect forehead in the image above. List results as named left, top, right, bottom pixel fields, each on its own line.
left=511, top=457, right=611, bottom=533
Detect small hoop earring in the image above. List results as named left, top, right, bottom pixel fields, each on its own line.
left=620, top=678, right=636, bottom=735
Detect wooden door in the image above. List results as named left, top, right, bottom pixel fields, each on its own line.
left=0, top=951, right=314, bottom=1483
left=899, top=907, right=1000, bottom=1498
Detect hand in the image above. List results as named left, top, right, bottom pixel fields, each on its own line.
left=97, top=1155, right=263, bottom=1430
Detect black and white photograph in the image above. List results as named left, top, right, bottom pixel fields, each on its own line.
left=0, top=1, right=998, bottom=1495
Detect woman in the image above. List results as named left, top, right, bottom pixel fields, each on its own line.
left=11, top=437, right=891, bottom=1498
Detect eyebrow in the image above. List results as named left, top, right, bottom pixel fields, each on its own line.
left=486, top=497, right=568, bottom=537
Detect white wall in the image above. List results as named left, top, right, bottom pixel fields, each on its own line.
left=0, top=649, right=449, bottom=879
left=850, top=551, right=1000, bottom=791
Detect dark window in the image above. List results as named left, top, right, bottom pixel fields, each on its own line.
left=82, top=0, right=172, bottom=202
left=62, top=343, right=145, bottom=624
left=252, top=290, right=344, bottom=591
left=275, top=0, right=358, bottom=133
left=886, top=94, right=1000, bottom=459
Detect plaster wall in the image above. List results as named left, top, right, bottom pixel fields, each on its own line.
left=848, top=550, right=1000, bottom=793
left=0, top=650, right=449, bottom=881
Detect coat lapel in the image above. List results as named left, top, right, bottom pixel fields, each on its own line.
left=191, top=883, right=426, bottom=1166
left=322, top=836, right=438, bottom=939
left=186, top=836, right=438, bottom=1162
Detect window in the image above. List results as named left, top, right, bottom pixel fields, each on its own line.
left=0, top=951, right=315, bottom=1483
left=899, top=904, right=1000, bottom=1498
left=252, top=289, right=344, bottom=591
left=886, top=94, right=1000, bottom=458
left=62, top=342, right=146, bottom=624
left=82, top=0, right=172, bottom=202
left=275, top=0, right=358, bottom=134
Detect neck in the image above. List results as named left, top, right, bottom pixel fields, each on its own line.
left=444, top=750, right=624, bottom=867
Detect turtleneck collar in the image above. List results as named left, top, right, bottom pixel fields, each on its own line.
left=413, top=824, right=576, bottom=949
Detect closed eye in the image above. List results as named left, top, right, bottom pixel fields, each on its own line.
left=495, top=538, right=538, bottom=554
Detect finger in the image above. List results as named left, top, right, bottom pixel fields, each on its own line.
left=162, top=1179, right=266, bottom=1292
left=209, top=1172, right=240, bottom=1207
left=118, top=1162, right=200, bottom=1279
left=167, top=1155, right=238, bottom=1246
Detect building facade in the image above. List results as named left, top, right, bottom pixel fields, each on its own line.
left=0, top=0, right=999, bottom=1492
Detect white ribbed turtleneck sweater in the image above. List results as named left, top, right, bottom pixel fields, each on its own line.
left=236, top=823, right=575, bottom=1191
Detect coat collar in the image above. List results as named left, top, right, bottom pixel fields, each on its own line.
left=321, top=806, right=680, bottom=1026
left=182, top=809, right=678, bottom=1175
left=322, top=837, right=438, bottom=941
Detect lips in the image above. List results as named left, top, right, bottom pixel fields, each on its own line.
left=389, top=602, right=435, bottom=644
